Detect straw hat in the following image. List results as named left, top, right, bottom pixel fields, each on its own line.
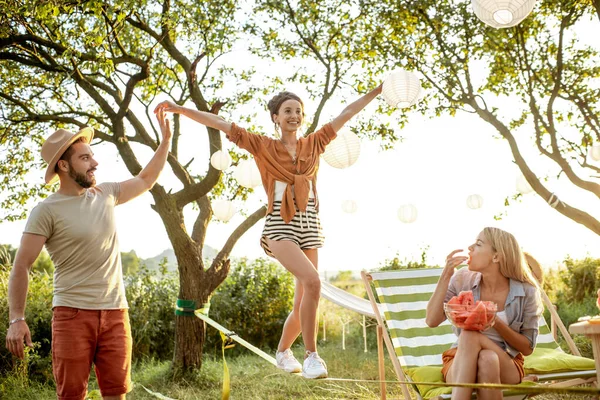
left=41, top=127, right=94, bottom=185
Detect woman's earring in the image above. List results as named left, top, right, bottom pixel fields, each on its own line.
left=273, top=122, right=280, bottom=138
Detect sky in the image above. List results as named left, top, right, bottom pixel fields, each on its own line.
left=1, top=11, right=599, bottom=275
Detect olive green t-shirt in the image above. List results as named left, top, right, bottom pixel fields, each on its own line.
left=24, top=182, right=127, bottom=309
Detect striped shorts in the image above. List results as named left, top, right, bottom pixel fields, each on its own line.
left=260, top=199, right=325, bottom=258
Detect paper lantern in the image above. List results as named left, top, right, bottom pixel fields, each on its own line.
left=589, top=145, right=600, bottom=161
left=382, top=69, right=422, bottom=109
left=516, top=174, right=533, bottom=194
left=210, top=150, right=232, bottom=171
left=397, top=204, right=418, bottom=223
left=341, top=200, right=358, bottom=214
left=322, top=128, right=361, bottom=169
left=212, top=200, right=236, bottom=222
left=466, top=194, right=484, bottom=209
left=233, top=159, right=262, bottom=188
left=472, top=0, right=537, bottom=29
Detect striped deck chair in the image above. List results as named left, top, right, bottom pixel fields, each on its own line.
left=361, top=268, right=597, bottom=400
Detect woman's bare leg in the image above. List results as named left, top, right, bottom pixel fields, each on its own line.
left=446, top=330, right=521, bottom=400
left=277, top=248, right=318, bottom=352
left=267, top=240, right=320, bottom=352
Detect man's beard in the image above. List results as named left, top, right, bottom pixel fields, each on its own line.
left=68, top=168, right=95, bottom=188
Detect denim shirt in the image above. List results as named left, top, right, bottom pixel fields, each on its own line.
left=443, top=267, right=540, bottom=358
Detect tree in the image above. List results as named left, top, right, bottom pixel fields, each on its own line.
left=0, top=0, right=263, bottom=373
left=0, top=0, right=397, bottom=372
left=121, top=250, right=140, bottom=275
left=250, top=0, right=398, bottom=145
left=365, top=0, right=600, bottom=235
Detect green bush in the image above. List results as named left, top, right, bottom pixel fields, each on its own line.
left=205, top=258, right=295, bottom=355
left=125, top=265, right=179, bottom=361
left=0, top=270, right=54, bottom=383
left=0, top=265, right=179, bottom=381
left=558, top=256, right=600, bottom=303
left=378, top=246, right=438, bottom=271
left=542, top=263, right=597, bottom=359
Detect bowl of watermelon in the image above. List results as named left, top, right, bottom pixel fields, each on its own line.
left=444, top=291, right=497, bottom=331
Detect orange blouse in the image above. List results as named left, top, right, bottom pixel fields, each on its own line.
left=226, top=123, right=337, bottom=224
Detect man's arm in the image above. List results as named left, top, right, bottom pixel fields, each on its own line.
left=6, top=233, right=46, bottom=359
left=118, top=109, right=173, bottom=205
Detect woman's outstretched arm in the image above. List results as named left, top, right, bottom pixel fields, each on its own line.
left=330, top=84, right=382, bottom=132
left=154, top=101, right=232, bottom=134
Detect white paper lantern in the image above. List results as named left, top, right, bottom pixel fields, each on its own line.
left=397, top=204, right=418, bottom=223
left=210, top=150, right=232, bottom=171
left=212, top=200, right=236, bottom=222
left=472, top=0, right=537, bottom=29
left=341, top=200, right=358, bottom=214
left=322, top=128, right=361, bottom=169
left=516, top=174, right=533, bottom=194
left=233, top=159, right=262, bottom=188
left=589, top=145, right=600, bottom=161
left=382, top=69, right=422, bottom=109
left=466, top=194, right=484, bottom=209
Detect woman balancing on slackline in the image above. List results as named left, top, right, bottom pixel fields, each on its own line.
left=154, top=84, right=382, bottom=379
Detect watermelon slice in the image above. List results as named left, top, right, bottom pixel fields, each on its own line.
left=447, top=296, right=462, bottom=306
left=480, top=301, right=497, bottom=324
left=457, top=291, right=475, bottom=307
left=463, top=301, right=488, bottom=330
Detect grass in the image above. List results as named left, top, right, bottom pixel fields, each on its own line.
left=2, top=339, right=597, bottom=399
left=129, top=342, right=407, bottom=400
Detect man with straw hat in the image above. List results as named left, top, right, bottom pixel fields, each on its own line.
left=5, top=109, right=172, bottom=400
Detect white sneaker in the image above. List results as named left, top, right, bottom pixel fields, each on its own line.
left=302, top=351, right=328, bottom=379
left=276, top=349, right=302, bottom=373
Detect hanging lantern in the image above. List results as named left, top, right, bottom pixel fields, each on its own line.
left=466, top=194, right=484, bottom=210
left=233, top=159, right=262, bottom=188
left=322, top=127, right=361, bottom=169
left=589, top=145, right=600, bottom=161
left=472, top=0, right=537, bottom=29
left=381, top=69, right=422, bottom=109
left=210, top=150, right=232, bottom=171
left=516, top=174, right=533, bottom=195
left=397, top=204, right=418, bottom=223
left=341, top=199, right=358, bottom=214
left=212, top=200, right=236, bottom=222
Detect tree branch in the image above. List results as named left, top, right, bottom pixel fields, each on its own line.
left=191, top=196, right=211, bottom=244
left=474, top=106, right=600, bottom=235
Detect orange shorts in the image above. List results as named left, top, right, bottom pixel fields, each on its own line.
left=52, top=307, right=132, bottom=400
left=441, top=347, right=525, bottom=382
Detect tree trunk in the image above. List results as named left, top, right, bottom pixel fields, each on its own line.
left=172, top=253, right=208, bottom=373
left=151, top=188, right=210, bottom=373
left=173, top=308, right=206, bottom=374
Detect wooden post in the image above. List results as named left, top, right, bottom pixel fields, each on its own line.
left=540, top=289, right=580, bottom=356
left=377, top=325, right=387, bottom=400
left=551, top=304, right=558, bottom=341
left=362, top=271, right=412, bottom=400
left=342, top=321, right=346, bottom=350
